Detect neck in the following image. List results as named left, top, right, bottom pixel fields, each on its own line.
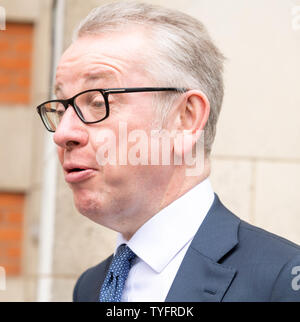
left=122, top=158, right=211, bottom=241
left=158, top=157, right=211, bottom=212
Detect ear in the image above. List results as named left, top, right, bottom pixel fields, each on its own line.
left=172, top=90, right=210, bottom=156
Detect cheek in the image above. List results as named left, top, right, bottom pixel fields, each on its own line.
left=102, top=164, right=136, bottom=190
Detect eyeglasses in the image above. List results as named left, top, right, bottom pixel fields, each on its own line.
left=36, top=87, right=187, bottom=132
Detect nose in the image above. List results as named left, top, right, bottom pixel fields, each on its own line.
left=53, top=105, right=89, bottom=150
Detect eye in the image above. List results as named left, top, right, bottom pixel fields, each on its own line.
left=57, top=109, right=65, bottom=119
left=90, top=96, right=105, bottom=109
left=56, top=104, right=65, bottom=119
left=76, top=91, right=105, bottom=110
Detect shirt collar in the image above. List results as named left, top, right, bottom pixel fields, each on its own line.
left=116, top=178, right=215, bottom=273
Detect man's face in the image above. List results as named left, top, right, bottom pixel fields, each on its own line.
left=53, top=30, right=174, bottom=236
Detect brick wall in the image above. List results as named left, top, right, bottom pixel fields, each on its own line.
left=0, top=194, right=24, bottom=275
left=0, top=22, right=33, bottom=277
left=0, top=22, right=33, bottom=104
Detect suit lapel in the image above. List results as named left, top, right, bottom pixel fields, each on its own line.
left=91, top=255, right=113, bottom=302
left=166, top=194, right=240, bottom=302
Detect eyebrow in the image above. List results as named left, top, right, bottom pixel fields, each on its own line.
left=54, top=70, right=118, bottom=98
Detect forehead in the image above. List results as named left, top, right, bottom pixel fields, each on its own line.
left=55, top=29, right=151, bottom=95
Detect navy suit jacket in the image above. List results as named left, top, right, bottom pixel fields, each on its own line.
left=73, top=194, right=300, bottom=302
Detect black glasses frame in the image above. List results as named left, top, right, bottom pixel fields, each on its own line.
left=36, top=87, right=187, bottom=132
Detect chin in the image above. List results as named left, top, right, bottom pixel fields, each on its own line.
left=74, top=191, right=103, bottom=217
left=74, top=191, right=116, bottom=228
left=76, top=200, right=119, bottom=232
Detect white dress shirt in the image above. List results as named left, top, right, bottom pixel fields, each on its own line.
left=116, top=178, right=215, bottom=302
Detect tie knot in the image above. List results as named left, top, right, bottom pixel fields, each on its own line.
left=110, top=244, right=136, bottom=277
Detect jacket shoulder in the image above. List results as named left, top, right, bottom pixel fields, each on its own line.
left=223, top=219, right=300, bottom=301
left=73, top=254, right=113, bottom=302
left=239, top=219, right=300, bottom=258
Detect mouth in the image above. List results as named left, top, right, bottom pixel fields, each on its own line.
left=67, top=168, right=87, bottom=173
left=64, top=166, right=97, bottom=183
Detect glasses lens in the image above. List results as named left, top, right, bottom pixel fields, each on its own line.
left=40, top=101, right=65, bottom=132
left=74, top=90, right=106, bottom=122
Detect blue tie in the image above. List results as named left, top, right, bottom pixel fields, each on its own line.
left=99, top=244, right=136, bottom=302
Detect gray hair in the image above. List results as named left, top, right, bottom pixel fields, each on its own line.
left=74, top=1, right=225, bottom=155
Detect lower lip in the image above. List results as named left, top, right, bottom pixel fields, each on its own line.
left=65, top=169, right=96, bottom=183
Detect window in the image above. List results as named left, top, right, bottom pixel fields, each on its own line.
left=0, top=22, right=33, bottom=105
left=0, top=193, right=24, bottom=275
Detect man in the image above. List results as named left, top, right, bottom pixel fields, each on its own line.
left=37, top=1, right=300, bottom=301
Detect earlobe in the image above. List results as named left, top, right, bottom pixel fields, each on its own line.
left=173, top=129, right=203, bottom=157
